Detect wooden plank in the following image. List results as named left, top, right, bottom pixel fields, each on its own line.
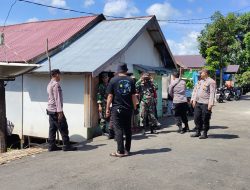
left=0, top=80, right=6, bottom=153
left=91, top=77, right=99, bottom=129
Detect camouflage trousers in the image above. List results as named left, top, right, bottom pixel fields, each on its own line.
left=99, top=104, right=109, bottom=133
left=140, top=101, right=158, bottom=127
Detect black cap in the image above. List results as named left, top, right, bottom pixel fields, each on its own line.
left=172, top=71, right=180, bottom=78
left=101, top=72, right=109, bottom=79
left=51, top=69, right=61, bottom=76
left=117, top=63, right=128, bottom=73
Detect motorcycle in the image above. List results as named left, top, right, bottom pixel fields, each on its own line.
left=216, top=88, right=224, bottom=103
left=224, top=87, right=233, bottom=101
left=233, top=87, right=241, bottom=101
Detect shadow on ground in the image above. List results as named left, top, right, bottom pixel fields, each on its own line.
left=131, top=148, right=172, bottom=155
left=210, top=126, right=229, bottom=130
left=76, top=142, right=107, bottom=151
left=241, top=94, right=250, bottom=101
left=132, top=134, right=157, bottom=141
left=208, top=134, right=239, bottom=139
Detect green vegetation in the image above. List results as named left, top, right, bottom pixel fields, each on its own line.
left=198, top=12, right=250, bottom=87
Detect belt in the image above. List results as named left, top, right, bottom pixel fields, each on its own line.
left=197, top=102, right=208, bottom=105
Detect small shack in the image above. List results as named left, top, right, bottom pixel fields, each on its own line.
left=4, top=15, right=177, bottom=142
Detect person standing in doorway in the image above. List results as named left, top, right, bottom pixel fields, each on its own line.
left=169, top=71, right=190, bottom=134
left=136, top=73, right=159, bottom=135
left=106, top=64, right=138, bottom=157
left=46, top=69, right=77, bottom=152
left=97, top=72, right=115, bottom=139
left=191, top=69, right=216, bottom=139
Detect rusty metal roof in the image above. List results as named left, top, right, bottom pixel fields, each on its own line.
left=0, top=15, right=101, bottom=63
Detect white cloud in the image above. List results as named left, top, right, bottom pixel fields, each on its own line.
left=34, top=0, right=68, bottom=14
left=26, top=17, right=39, bottom=22
left=167, top=31, right=200, bottom=55
left=146, top=1, right=180, bottom=24
left=103, top=0, right=139, bottom=17
left=84, top=0, right=95, bottom=8
left=34, top=0, right=66, bottom=7
left=197, top=7, right=203, bottom=13
left=51, top=0, right=67, bottom=7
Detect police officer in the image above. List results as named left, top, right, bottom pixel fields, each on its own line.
left=46, top=69, right=77, bottom=151
left=191, top=69, right=216, bottom=139
left=97, top=72, right=114, bottom=139
left=169, top=71, right=189, bottom=133
left=136, top=73, right=159, bottom=134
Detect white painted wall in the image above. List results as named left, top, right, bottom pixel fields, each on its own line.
left=6, top=74, right=86, bottom=142
left=104, top=30, right=162, bottom=72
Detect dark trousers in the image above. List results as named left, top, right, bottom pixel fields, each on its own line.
left=48, top=113, right=70, bottom=147
left=173, top=102, right=188, bottom=127
left=112, top=107, right=132, bottom=154
left=194, top=103, right=212, bottom=132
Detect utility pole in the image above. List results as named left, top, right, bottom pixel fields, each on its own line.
left=0, top=80, right=7, bottom=153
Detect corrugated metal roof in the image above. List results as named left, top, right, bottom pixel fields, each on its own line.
left=134, top=64, right=173, bottom=74
left=225, top=65, right=240, bottom=73
left=0, top=16, right=99, bottom=62
left=174, top=55, right=205, bottom=69
left=35, top=18, right=150, bottom=74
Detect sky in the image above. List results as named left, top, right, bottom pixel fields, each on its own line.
left=1, top=0, right=250, bottom=55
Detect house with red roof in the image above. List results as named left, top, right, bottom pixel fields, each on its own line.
left=3, top=15, right=177, bottom=142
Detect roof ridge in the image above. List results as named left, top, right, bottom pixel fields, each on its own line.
left=105, top=15, right=154, bottom=22
left=174, top=54, right=202, bottom=56
left=0, top=15, right=99, bottom=28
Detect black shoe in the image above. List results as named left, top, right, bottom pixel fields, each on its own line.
left=48, top=145, right=61, bottom=152
left=181, top=126, right=190, bottom=134
left=190, top=132, right=201, bottom=137
left=108, top=135, right=115, bottom=140
left=62, top=145, right=77, bottom=151
left=150, top=130, right=158, bottom=134
left=199, top=132, right=208, bottom=139
left=180, top=129, right=186, bottom=134
left=184, top=123, right=190, bottom=132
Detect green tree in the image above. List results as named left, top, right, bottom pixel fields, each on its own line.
left=198, top=12, right=250, bottom=87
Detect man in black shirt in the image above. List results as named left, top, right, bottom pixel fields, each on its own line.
left=106, top=63, right=138, bottom=157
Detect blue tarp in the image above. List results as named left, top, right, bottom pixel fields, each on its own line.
left=216, top=69, right=231, bottom=81
left=192, top=71, right=199, bottom=85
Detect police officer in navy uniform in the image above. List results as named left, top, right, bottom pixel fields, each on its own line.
left=191, top=69, right=216, bottom=139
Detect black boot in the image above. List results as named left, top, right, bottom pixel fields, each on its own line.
left=48, top=144, right=61, bottom=152
left=199, top=131, right=208, bottom=139
left=181, top=123, right=190, bottom=134
left=177, top=125, right=182, bottom=133
left=150, top=126, right=158, bottom=134
left=62, top=143, right=77, bottom=151
left=190, top=131, right=201, bottom=137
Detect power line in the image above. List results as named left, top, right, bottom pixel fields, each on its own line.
left=17, top=0, right=210, bottom=24
left=1, top=0, right=17, bottom=32
left=17, top=0, right=250, bottom=24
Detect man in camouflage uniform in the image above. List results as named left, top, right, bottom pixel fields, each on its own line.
left=136, top=73, right=159, bottom=134
left=97, top=73, right=114, bottom=139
